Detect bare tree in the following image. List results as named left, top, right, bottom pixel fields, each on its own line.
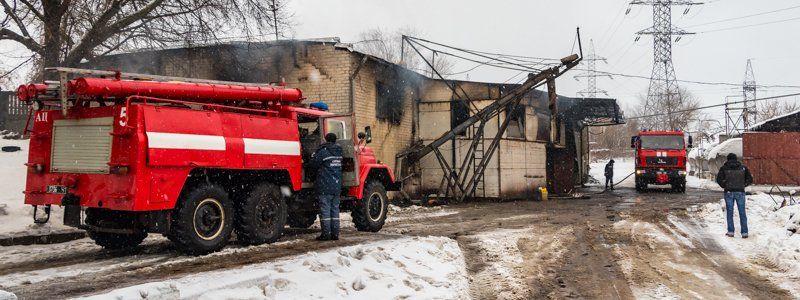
left=633, top=86, right=700, bottom=131
left=0, top=0, right=294, bottom=77
left=354, top=27, right=453, bottom=77
left=757, top=99, right=800, bottom=121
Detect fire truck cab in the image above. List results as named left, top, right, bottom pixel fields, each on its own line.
left=20, top=68, right=396, bottom=254
left=630, top=130, right=693, bottom=193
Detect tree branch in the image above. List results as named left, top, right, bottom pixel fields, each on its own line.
left=18, top=0, right=43, bottom=20
left=0, top=0, right=32, bottom=38
left=0, top=27, right=42, bottom=53
left=64, top=0, right=163, bottom=65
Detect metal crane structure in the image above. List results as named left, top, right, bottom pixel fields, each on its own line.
left=395, top=30, right=584, bottom=203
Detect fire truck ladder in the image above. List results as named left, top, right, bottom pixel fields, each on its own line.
left=396, top=49, right=583, bottom=203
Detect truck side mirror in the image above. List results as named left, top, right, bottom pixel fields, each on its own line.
left=630, top=136, right=637, bottom=149
left=363, top=126, right=372, bottom=144
left=687, top=135, right=693, bottom=148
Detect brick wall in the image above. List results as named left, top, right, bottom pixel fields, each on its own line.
left=87, top=41, right=419, bottom=173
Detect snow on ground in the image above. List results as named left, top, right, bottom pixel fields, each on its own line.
left=0, top=139, right=71, bottom=237
left=78, top=236, right=469, bottom=300
left=681, top=193, right=800, bottom=294
left=589, top=158, right=636, bottom=188
left=0, top=290, right=16, bottom=300
left=692, top=193, right=800, bottom=275
left=685, top=175, right=722, bottom=191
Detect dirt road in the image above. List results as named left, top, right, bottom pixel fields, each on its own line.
left=0, top=186, right=794, bottom=299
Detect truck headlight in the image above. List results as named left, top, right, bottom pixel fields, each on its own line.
left=636, top=170, right=645, bottom=175
left=678, top=170, right=686, bottom=176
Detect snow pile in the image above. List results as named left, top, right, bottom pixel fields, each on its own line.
left=686, top=175, right=722, bottom=191
left=589, top=158, right=636, bottom=188
left=80, top=236, right=470, bottom=300
left=0, top=290, right=16, bottom=300
left=706, top=138, right=742, bottom=160
left=0, top=139, right=70, bottom=237
left=695, top=193, right=800, bottom=276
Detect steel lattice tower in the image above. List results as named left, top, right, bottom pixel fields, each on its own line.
left=630, top=0, right=702, bottom=130
left=742, top=59, right=757, bottom=127
left=575, top=39, right=611, bottom=98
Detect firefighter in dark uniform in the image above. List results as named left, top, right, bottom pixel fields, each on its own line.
left=605, top=159, right=615, bottom=190
left=311, top=133, right=343, bottom=241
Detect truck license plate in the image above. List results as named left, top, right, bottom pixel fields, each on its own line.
left=47, top=185, right=68, bottom=194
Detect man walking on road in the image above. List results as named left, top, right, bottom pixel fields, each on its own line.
left=605, top=159, right=615, bottom=190
left=716, top=153, right=754, bottom=238
left=311, top=133, right=343, bottom=241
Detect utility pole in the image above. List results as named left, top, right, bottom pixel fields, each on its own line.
left=629, top=0, right=702, bottom=130
left=575, top=39, right=611, bottom=98
left=742, top=59, right=757, bottom=127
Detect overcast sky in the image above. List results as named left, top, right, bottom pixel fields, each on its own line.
left=291, top=0, right=800, bottom=122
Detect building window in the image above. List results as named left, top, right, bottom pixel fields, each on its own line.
left=376, top=81, right=403, bottom=125
left=451, top=101, right=470, bottom=136
left=536, top=112, right=550, bottom=141
left=505, top=103, right=525, bottom=139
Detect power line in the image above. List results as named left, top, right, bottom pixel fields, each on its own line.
left=627, top=92, right=800, bottom=119
left=572, top=68, right=800, bottom=89
left=700, top=16, right=800, bottom=33
left=685, top=4, right=800, bottom=28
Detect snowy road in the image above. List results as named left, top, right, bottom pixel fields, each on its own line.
left=3, top=186, right=798, bottom=299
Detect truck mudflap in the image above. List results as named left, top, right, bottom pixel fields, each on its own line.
left=62, top=194, right=82, bottom=227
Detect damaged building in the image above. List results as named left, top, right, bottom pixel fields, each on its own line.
left=87, top=38, right=623, bottom=199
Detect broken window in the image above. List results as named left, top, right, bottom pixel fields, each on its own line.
left=375, top=81, right=404, bottom=125
left=536, top=112, right=550, bottom=142
left=505, top=103, right=525, bottom=139
left=450, top=100, right=470, bottom=136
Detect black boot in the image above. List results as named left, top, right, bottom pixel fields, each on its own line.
left=315, top=235, right=331, bottom=241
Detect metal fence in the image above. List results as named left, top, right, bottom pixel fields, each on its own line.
left=0, top=91, right=28, bottom=134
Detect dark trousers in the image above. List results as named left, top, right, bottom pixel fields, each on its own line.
left=318, top=194, right=340, bottom=238
left=605, top=177, right=614, bottom=190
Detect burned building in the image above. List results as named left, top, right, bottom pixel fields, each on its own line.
left=87, top=38, right=623, bottom=199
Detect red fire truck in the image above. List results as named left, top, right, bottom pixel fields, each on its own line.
left=630, top=130, right=693, bottom=193
left=19, top=68, right=396, bottom=254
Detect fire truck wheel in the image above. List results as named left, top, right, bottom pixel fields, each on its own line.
left=235, top=183, right=287, bottom=245
left=672, top=182, right=686, bottom=193
left=352, top=181, right=388, bottom=232
left=287, top=211, right=317, bottom=229
left=169, top=184, right=234, bottom=255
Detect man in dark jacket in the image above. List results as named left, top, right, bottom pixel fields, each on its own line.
left=605, top=159, right=615, bottom=190
left=311, top=133, right=343, bottom=241
left=716, top=153, right=754, bottom=238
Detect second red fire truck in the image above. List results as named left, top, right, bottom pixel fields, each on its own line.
left=19, top=68, right=397, bottom=254
left=630, top=130, right=693, bottom=193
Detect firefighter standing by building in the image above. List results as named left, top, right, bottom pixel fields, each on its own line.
left=311, top=133, right=344, bottom=241
left=716, top=153, right=754, bottom=238
left=605, top=159, right=615, bottom=190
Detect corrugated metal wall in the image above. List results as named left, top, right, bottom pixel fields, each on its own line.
left=742, top=132, right=800, bottom=185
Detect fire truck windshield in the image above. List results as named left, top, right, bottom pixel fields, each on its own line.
left=640, top=135, right=684, bottom=150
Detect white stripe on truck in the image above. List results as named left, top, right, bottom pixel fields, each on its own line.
left=146, top=132, right=300, bottom=155
left=243, top=138, right=301, bottom=156
left=146, top=132, right=227, bottom=151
